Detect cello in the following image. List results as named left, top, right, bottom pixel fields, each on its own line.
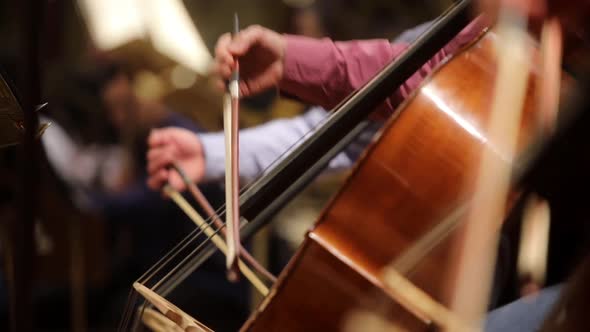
left=241, top=14, right=545, bottom=332
left=125, top=1, right=557, bottom=330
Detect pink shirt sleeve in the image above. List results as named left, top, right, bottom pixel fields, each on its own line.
left=279, top=17, right=488, bottom=117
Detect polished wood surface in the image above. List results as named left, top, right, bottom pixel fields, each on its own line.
left=242, top=29, right=543, bottom=331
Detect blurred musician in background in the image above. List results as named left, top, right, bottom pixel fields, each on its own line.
left=42, top=61, right=222, bottom=222
left=38, top=60, right=235, bottom=327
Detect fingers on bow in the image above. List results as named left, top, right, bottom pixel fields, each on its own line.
left=147, top=130, right=182, bottom=191
left=212, top=26, right=266, bottom=93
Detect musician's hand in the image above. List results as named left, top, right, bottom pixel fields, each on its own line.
left=212, top=25, right=286, bottom=97
left=146, top=127, right=205, bottom=192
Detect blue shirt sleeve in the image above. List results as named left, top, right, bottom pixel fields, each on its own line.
left=199, top=107, right=380, bottom=183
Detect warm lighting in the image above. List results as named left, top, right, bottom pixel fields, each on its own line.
left=282, top=0, right=316, bottom=8
left=77, top=0, right=212, bottom=75
left=77, top=0, right=146, bottom=50
left=170, top=65, right=197, bottom=89
left=142, top=0, right=212, bottom=74
left=134, top=70, right=166, bottom=101
left=422, top=86, right=486, bottom=143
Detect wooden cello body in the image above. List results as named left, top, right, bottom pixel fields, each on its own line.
left=242, top=28, right=542, bottom=331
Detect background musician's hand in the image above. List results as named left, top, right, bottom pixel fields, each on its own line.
left=146, top=127, right=206, bottom=191
left=212, top=25, right=286, bottom=97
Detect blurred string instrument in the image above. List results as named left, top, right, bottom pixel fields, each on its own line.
left=0, top=72, right=49, bottom=148
left=120, top=0, right=570, bottom=330
left=0, top=66, right=101, bottom=332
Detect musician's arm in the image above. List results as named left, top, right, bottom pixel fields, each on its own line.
left=197, top=22, right=444, bottom=183
left=278, top=36, right=408, bottom=117
left=199, top=107, right=378, bottom=182
left=278, top=16, right=487, bottom=117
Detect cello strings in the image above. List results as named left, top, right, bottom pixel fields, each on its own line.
left=137, top=225, right=203, bottom=283
left=172, top=163, right=276, bottom=282
left=126, top=111, right=349, bottom=329
left=161, top=186, right=269, bottom=294
left=130, top=299, right=148, bottom=332
left=139, top=205, right=225, bottom=288
left=150, top=216, right=226, bottom=291
left=132, top=109, right=335, bottom=282
left=144, top=188, right=268, bottom=293
left=121, top=82, right=344, bottom=330
left=120, top=194, right=227, bottom=330
left=119, top=225, right=206, bottom=330
left=117, top=290, right=136, bottom=331
left=144, top=113, right=338, bottom=291
left=135, top=206, right=218, bottom=286
left=130, top=225, right=231, bottom=330
left=127, top=175, right=275, bottom=328
left=123, top=221, right=225, bottom=331
left=119, top=220, right=217, bottom=331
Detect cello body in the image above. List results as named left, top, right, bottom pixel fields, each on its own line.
left=242, top=28, right=542, bottom=331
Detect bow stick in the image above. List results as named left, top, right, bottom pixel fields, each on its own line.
left=162, top=184, right=269, bottom=295
left=448, top=6, right=533, bottom=329
left=134, top=282, right=214, bottom=332
left=130, top=171, right=273, bottom=331
left=171, top=163, right=276, bottom=283
left=223, top=12, right=241, bottom=281
left=140, top=307, right=185, bottom=332
left=517, top=18, right=563, bottom=296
